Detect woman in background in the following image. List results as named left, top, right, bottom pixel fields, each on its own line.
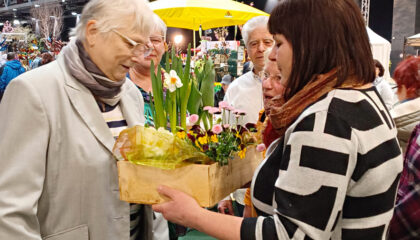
left=373, top=59, right=395, bottom=110
left=390, top=56, right=420, bottom=153
left=129, top=13, right=167, bottom=126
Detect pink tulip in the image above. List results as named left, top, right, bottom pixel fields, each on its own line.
left=212, top=124, right=223, bottom=134
left=203, top=106, right=213, bottom=111
left=188, top=114, right=199, bottom=124
left=219, top=101, right=229, bottom=108
left=256, top=143, right=266, bottom=152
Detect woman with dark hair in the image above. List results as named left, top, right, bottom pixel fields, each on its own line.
left=152, top=0, right=402, bottom=239
left=373, top=59, right=395, bottom=110
left=390, top=56, right=420, bottom=153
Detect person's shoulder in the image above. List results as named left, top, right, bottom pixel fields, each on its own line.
left=300, top=87, right=383, bottom=125
left=122, top=77, right=144, bottom=104
left=391, top=98, right=420, bottom=119
left=14, top=61, right=64, bottom=90
left=228, top=72, right=252, bottom=89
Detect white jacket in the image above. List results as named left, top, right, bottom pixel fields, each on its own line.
left=374, top=77, right=396, bottom=110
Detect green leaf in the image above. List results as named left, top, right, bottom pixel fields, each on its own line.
left=200, top=58, right=215, bottom=108
left=187, top=79, right=202, bottom=114
left=165, top=51, right=170, bottom=73
left=150, top=61, right=165, bottom=129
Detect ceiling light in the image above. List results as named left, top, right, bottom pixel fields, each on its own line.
left=71, top=12, right=77, bottom=16
left=34, top=4, right=40, bottom=7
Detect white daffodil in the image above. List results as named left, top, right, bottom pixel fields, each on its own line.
left=164, top=70, right=183, bottom=92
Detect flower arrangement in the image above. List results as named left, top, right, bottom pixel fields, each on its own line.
left=121, top=46, right=257, bottom=167
left=175, top=102, right=257, bottom=166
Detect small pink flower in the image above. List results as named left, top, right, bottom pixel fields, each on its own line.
left=256, top=143, right=266, bottom=152
left=188, top=114, right=199, bottom=124
left=203, top=106, right=213, bottom=111
left=209, top=107, right=221, bottom=114
left=226, top=106, right=235, bottom=111
left=212, top=124, right=223, bottom=134
left=235, top=110, right=247, bottom=116
left=219, top=101, right=229, bottom=108
left=223, top=124, right=230, bottom=128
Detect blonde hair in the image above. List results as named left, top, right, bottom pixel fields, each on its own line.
left=151, top=14, right=167, bottom=41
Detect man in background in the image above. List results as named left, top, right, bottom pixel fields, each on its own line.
left=215, top=74, right=232, bottom=107
left=0, top=52, right=25, bottom=101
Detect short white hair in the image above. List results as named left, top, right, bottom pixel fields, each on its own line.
left=151, top=14, right=167, bottom=41
left=242, top=16, right=269, bottom=48
left=71, top=0, right=153, bottom=41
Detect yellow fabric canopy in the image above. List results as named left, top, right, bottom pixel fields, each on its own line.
left=149, top=0, right=269, bottom=31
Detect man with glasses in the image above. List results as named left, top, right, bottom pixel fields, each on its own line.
left=219, top=15, right=274, bottom=218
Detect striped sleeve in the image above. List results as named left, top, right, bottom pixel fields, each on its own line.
left=241, top=93, right=402, bottom=239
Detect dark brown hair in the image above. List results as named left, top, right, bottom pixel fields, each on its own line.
left=374, top=59, right=384, bottom=77
left=268, top=0, right=375, bottom=100
left=7, top=52, right=15, bottom=60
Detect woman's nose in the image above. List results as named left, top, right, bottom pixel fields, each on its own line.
left=262, top=79, right=272, bottom=89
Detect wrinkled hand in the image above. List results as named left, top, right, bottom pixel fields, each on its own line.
left=152, top=185, right=203, bottom=227
left=217, top=199, right=234, bottom=215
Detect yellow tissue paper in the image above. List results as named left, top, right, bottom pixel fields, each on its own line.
left=113, top=125, right=210, bottom=169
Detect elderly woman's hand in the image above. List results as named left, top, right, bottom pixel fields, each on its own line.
left=152, top=185, right=204, bottom=227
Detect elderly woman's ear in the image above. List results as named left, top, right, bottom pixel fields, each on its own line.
left=85, top=20, right=99, bottom=47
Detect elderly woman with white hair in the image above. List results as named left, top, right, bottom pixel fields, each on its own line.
left=129, top=13, right=167, bottom=126
left=128, top=13, right=170, bottom=240
left=0, top=0, right=154, bottom=239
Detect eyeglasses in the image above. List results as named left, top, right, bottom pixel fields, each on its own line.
left=112, top=29, right=152, bottom=56
left=259, top=71, right=281, bottom=81
left=149, top=35, right=165, bottom=46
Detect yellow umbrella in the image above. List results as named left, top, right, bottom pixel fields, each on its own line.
left=149, top=0, right=269, bottom=31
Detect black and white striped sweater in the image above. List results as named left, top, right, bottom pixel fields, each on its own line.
left=241, top=87, right=403, bottom=240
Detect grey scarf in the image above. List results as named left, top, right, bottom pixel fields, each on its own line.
left=61, top=38, right=126, bottom=106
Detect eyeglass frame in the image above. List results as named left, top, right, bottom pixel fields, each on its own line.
left=259, top=71, right=282, bottom=82
left=112, top=29, right=152, bottom=56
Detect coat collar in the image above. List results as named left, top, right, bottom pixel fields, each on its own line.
left=58, top=57, right=144, bottom=154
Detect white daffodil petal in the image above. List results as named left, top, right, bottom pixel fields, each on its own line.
left=169, top=85, right=176, bottom=92
left=169, top=70, right=177, bottom=77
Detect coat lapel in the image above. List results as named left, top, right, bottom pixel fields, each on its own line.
left=59, top=58, right=115, bottom=154
left=119, top=86, right=145, bottom=127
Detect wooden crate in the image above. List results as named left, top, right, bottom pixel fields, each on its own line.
left=117, top=147, right=263, bottom=207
